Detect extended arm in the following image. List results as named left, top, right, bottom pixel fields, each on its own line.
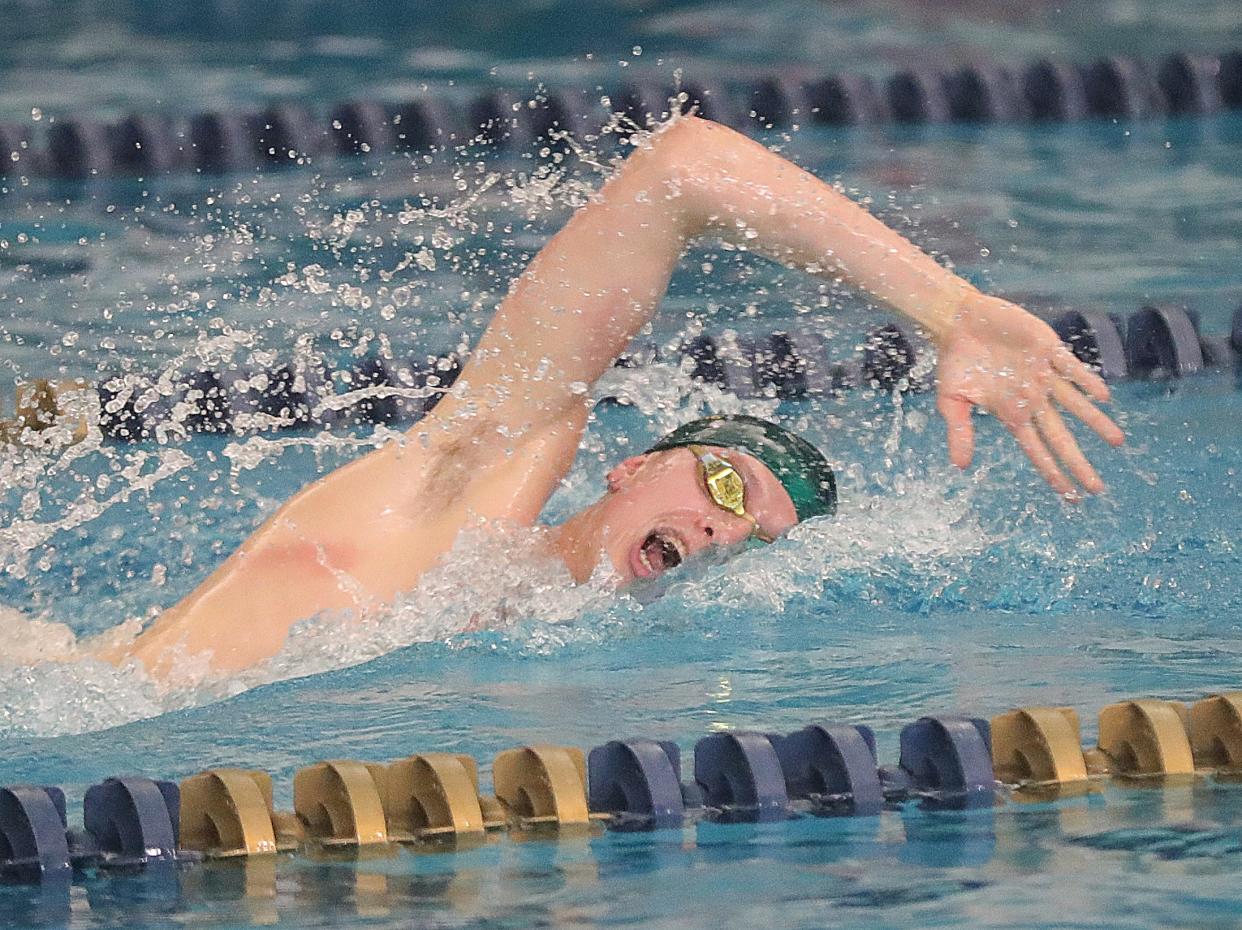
left=437, top=115, right=1121, bottom=495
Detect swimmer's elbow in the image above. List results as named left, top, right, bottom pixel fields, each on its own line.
left=653, top=114, right=730, bottom=152
left=650, top=115, right=746, bottom=171
left=640, top=116, right=755, bottom=234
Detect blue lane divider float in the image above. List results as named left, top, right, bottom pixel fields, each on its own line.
left=587, top=739, right=691, bottom=831
left=1125, top=305, right=1205, bottom=378
left=0, top=786, right=75, bottom=879
left=82, top=777, right=186, bottom=867
left=1051, top=309, right=1130, bottom=382
left=861, top=323, right=919, bottom=391
left=889, top=716, right=996, bottom=810
left=2, top=49, right=1241, bottom=181
left=770, top=723, right=885, bottom=816
left=692, top=732, right=790, bottom=822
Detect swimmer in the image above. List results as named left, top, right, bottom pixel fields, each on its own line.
left=101, top=116, right=1123, bottom=677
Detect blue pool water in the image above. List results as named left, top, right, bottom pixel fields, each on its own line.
left=3, top=2, right=1242, bottom=928
left=2, top=0, right=1241, bottom=120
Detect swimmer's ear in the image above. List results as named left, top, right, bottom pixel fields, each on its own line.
left=606, top=455, right=649, bottom=492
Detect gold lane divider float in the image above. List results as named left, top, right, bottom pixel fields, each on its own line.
left=492, top=745, right=607, bottom=830
left=293, top=761, right=390, bottom=848
left=1, top=379, right=91, bottom=445
left=991, top=706, right=1089, bottom=787
left=1188, top=692, right=1242, bottom=771
left=1092, top=699, right=1194, bottom=777
left=384, top=752, right=505, bottom=841
left=180, top=769, right=303, bottom=857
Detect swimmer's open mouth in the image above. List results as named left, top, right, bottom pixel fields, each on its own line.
left=637, top=530, right=685, bottom=577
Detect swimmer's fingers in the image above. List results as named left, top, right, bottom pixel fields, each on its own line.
left=1052, top=348, right=1110, bottom=404
left=937, top=393, right=975, bottom=469
left=1010, top=419, right=1076, bottom=499
left=1034, top=405, right=1104, bottom=495
left=1052, top=380, right=1125, bottom=447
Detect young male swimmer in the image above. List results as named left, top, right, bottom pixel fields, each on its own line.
left=102, top=116, right=1123, bottom=678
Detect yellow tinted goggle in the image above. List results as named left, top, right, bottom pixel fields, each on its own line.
left=687, top=444, right=774, bottom=544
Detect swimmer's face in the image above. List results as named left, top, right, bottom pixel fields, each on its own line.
left=596, top=446, right=798, bottom=584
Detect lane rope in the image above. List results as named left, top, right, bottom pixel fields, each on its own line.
left=1, top=691, right=1238, bottom=882
left=0, top=51, right=1239, bottom=180
left=3, top=302, right=1238, bottom=447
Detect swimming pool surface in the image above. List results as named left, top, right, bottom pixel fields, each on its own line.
left=2, top=0, right=1241, bottom=120
left=2, top=2, right=1242, bottom=927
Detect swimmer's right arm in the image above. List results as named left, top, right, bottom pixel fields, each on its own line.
left=443, top=115, right=1121, bottom=496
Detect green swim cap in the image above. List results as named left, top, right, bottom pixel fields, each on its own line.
left=646, top=414, right=837, bottom=521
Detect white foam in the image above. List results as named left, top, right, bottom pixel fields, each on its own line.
left=676, top=470, right=989, bottom=615
left=0, top=608, right=165, bottom=735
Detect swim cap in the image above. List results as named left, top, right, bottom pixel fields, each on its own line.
left=646, top=414, right=837, bottom=521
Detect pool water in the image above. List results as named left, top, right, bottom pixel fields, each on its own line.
left=3, top=2, right=1242, bottom=927
left=2, top=0, right=1241, bottom=120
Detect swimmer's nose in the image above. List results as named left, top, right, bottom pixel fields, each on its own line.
left=694, top=514, right=750, bottom=549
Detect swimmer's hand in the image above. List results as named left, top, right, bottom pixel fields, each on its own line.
left=933, top=293, right=1125, bottom=498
